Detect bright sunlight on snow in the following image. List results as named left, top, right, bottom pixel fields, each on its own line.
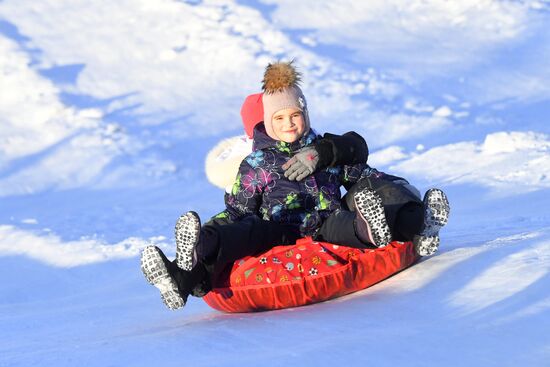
left=0, top=1, right=549, bottom=366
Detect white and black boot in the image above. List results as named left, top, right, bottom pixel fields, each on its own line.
left=414, top=188, right=450, bottom=256
left=175, top=211, right=209, bottom=297
left=175, top=211, right=201, bottom=271
left=140, top=246, right=186, bottom=310
left=354, top=188, right=392, bottom=248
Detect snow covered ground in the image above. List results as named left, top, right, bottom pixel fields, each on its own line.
left=1, top=1, right=549, bottom=366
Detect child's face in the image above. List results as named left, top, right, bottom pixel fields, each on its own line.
left=271, top=107, right=306, bottom=143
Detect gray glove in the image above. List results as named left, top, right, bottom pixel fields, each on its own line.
left=282, top=146, right=320, bottom=181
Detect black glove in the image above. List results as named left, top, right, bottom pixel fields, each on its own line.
left=318, top=131, right=368, bottom=167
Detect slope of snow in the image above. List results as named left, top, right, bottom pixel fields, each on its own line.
left=0, top=225, right=168, bottom=267
left=1, top=211, right=549, bottom=366
left=380, top=131, right=550, bottom=193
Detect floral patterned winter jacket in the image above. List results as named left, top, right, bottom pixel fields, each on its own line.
left=224, top=125, right=369, bottom=236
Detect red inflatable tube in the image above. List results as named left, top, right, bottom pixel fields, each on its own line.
left=203, top=237, right=419, bottom=312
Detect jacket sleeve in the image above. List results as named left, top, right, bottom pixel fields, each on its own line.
left=224, top=158, right=264, bottom=220
left=339, top=162, right=368, bottom=190
left=339, top=164, right=416, bottom=191
left=315, top=131, right=368, bottom=168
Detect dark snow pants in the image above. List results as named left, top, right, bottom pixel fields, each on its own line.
left=198, top=214, right=301, bottom=287
left=315, top=175, right=424, bottom=247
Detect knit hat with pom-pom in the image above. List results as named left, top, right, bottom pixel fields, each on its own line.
left=262, top=61, right=310, bottom=140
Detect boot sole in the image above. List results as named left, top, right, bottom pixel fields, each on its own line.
left=414, top=235, right=440, bottom=256
left=175, top=211, right=201, bottom=272
left=141, top=246, right=185, bottom=310
left=354, top=189, right=392, bottom=248
left=423, top=188, right=450, bottom=237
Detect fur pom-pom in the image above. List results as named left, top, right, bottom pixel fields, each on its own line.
left=262, top=60, right=301, bottom=94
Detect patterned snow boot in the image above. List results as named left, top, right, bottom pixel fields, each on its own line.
left=354, top=188, right=392, bottom=248
left=175, top=211, right=209, bottom=297
left=141, top=246, right=189, bottom=310
left=414, top=188, right=450, bottom=256
left=175, top=211, right=201, bottom=271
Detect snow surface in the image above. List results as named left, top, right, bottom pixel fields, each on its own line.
left=0, top=1, right=549, bottom=366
